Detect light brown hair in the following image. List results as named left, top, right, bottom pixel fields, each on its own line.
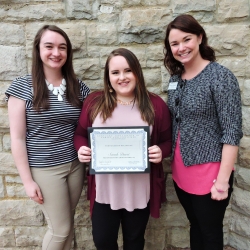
left=89, top=48, right=155, bottom=125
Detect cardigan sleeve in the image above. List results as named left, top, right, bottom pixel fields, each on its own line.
left=212, top=67, right=243, bottom=146
left=73, top=92, right=101, bottom=151
left=157, top=100, right=172, bottom=159
left=74, top=102, right=90, bottom=151
left=151, top=94, right=172, bottom=158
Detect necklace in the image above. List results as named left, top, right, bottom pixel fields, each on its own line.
left=45, top=78, right=66, bottom=101
left=117, top=98, right=134, bottom=105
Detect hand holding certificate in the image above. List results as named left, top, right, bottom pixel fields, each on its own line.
left=88, top=126, right=150, bottom=174
left=73, top=48, right=172, bottom=245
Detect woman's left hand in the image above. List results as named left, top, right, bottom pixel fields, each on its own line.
left=211, top=182, right=229, bottom=201
left=148, top=145, right=162, bottom=164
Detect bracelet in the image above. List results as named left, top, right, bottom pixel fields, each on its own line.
left=213, top=179, right=228, bottom=193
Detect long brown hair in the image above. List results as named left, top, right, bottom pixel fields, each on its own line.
left=32, top=25, right=81, bottom=111
left=89, top=48, right=155, bottom=125
left=164, top=14, right=216, bottom=76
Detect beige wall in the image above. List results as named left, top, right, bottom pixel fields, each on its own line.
left=0, top=0, right=250, bottom=249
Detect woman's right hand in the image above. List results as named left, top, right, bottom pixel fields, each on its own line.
left=78, top=146, right=92, bottom=162
left=24, top=180, right=44, bottom=204
left=8, top=96, right=44, bottom=205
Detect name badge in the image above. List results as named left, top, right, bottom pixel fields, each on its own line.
left=168, top=82, right=178, bottom=90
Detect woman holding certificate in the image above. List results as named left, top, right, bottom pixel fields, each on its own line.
left=74, top=48, right=172, bottom=250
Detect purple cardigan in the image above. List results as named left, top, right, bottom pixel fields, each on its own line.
left=74, top=91, right=172, bottom=218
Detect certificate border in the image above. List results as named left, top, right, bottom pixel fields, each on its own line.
left=87, top=126, right=150, bottom=174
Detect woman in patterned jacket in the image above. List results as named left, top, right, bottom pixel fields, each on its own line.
left=6, top=25, right=90, bottom=249
left=164, top=14, right=242, bottom=250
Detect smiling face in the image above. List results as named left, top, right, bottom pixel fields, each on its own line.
left=168, top=28, right=202, bottom=66
left=108, top=55, right=137, bottom=101
left=39, top=30, right=67, bottom=73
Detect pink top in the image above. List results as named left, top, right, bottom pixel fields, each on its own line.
left=172, top=132, right=220, bottom=195
left=93, top=103, right=152, bottom=211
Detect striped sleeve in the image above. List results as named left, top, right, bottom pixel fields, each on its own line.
left=5, top=75, right=33, bottom=102
left=79, top=79, right=90, bottom=101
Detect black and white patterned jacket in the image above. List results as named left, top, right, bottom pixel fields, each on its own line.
left=167, top=62, right=243, bottom=167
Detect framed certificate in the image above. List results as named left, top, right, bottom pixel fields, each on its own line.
left=88, top=126, right=150, bottom=174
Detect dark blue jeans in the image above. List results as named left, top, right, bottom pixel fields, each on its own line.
left=92, top=201, right=150, bottom=250
left=174, top=172, right=234, bottom=250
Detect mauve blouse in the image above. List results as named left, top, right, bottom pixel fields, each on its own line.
left=93, top=103, right=152, bottom=211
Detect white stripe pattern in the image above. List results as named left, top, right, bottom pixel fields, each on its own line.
left=6, top=75, right=90, bottom=168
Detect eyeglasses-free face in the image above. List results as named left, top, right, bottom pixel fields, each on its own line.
left=169, top=29, right=202, bottom=67
left=39, top=30, right=67, bottom=73
left=108, top=55, right=136, bottom=102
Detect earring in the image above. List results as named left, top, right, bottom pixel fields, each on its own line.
left=109, top=88, right=113, bottom=93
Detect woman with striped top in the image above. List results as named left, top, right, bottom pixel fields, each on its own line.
left=6, top=25, right=90, bottom=250
left=164, top=15, right=242, bottom=250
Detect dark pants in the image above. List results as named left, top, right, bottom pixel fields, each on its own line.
left=91, top=201, right=150, bottom=250
left=174, top=172, right=234, bottom=250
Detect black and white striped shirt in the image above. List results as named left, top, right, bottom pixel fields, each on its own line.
left=6, top=74, right=90, bottom=168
